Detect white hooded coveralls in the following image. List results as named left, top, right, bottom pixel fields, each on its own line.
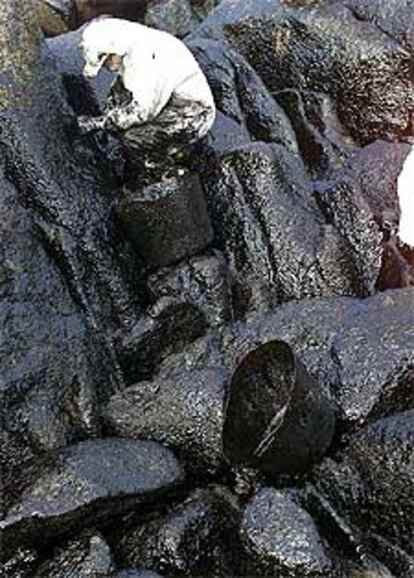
left=80, top=17, right=216, bottom=136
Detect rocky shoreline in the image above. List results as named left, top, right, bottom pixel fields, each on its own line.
left=1, top=1, right=413, bottom=576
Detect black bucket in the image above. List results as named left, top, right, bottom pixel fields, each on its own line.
left=223, top=340, right=335, bottom=475
left=115, top=172, right=213, bottom=270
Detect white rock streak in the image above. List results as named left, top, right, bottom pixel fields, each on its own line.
left=80, top=17, right=215, bottom=133
left=398, top=146, right=414, bottom=247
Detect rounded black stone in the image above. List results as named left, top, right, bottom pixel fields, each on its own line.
left=223, top=340, right=336, bottom=475
left=116, top=172, right=214, bottom=270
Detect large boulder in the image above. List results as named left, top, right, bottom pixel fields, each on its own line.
left=193, top=0, right=414, bottom=144
left=0, top=0, right=139, bottom=331
left=343, top=140, right=411, bottom=233
left=0, top=0, right=139, bottom=510
left=189, top=38, right=299, bottom=154
left=344, top=411, right=414, bottom=555
left=228, top=289, right=414, bottom=430
left=313, top=177, right=383, bottom=295
left=104, top=369, right=228, bottom=475
left=113, top=487, right=241, bottom=576
left=165, top=288, right=414, bottom=432
left=188, top=39, right=385, bottom=314
left=199, top=138, right=366, bottom=310
left=313, top=412, right=414, bottom=573
left=223, top=340, right=336, bottom=476
left=0, top=171, right=113, bottom=508
left=1, top=439, right=184, bottom=553
left=240, top=487, right=333, bottom=577
left=335, top=140, right=413, bottom=291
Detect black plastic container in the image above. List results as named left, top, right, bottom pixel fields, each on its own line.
left=116, top=172, right=213, bottom=270
left=223, top=340, right=336, bottom=475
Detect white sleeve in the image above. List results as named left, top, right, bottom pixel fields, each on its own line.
left=105, top=101, right=148, bottom=130
left=121, top=47, right=174, bottom=124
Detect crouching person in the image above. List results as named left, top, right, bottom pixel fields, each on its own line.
left=78, top=17, right=216, bottom=268
left=78, top=17, right=215, bottom=184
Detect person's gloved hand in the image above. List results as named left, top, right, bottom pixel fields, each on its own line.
left=77, top=115, right=107, bottom=134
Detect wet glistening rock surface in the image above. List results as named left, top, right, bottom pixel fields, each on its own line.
left=1, top=0, right=413, bottom=576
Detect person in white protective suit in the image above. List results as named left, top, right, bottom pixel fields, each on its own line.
left=78, top=17, right=216, bottom=183
left=397, top=145, right=414, bottom=249
left=380, top=145, right=414, bottom=289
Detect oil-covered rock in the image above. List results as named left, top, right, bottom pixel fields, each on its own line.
left=1, top=0, right=413, bottom=575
